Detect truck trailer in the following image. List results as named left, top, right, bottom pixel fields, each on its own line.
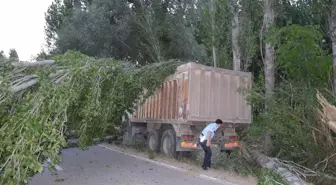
left=123, top=62, right=252, bottom=157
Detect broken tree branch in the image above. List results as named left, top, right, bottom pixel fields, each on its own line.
left=316, top=91, right=336, bottom=133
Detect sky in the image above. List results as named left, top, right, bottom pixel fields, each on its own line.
left=0, top=0, right=53, bottom=61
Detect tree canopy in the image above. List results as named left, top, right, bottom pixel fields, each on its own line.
left=8, top=49, right=19, bottom=61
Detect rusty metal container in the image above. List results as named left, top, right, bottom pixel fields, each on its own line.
left=132, top=62, right=252, bottom=125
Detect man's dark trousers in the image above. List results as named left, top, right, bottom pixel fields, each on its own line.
left=198, top=139, right=212, bottom=168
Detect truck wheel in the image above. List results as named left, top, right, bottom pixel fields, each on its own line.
left=161, top=129, right=176, bottom=158
left=148, top=130, right=160, bottom=152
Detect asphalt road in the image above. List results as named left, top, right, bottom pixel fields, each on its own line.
left=28, top=145, right=229, bottom=185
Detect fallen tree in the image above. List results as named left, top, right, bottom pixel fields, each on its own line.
left=238, top=91, right=336, bottom=185
left=0, top=51, right=181, bottom=185
left=239, top=142, right=310, bottom=185
left=2, top=51, right=333, bottom=185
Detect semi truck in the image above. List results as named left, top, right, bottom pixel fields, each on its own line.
left=122, top=62, right=252, bottom=157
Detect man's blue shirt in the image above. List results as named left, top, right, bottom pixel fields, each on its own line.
left=200, top=123, right=218, bottom=141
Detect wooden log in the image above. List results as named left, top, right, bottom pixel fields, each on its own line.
left=11, top=60, right=55, bottom=68
left=11, top=79, right=38, bottom=93
left=10, top=69, right=69, bottom=93
left=11, top=74, right=38, bottom=86
left=251, top=150, right=308, bottom=185
left=240, top=142, right=309, bottom=185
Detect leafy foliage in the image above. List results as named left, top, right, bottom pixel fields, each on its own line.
left=8, top=49, right=19, bottom=61
left=246, top=24, right=335, bottom=184
left=0, top=51, right=181, bottom=185
left=45, top=0, right=207, bottom=64
left=212, top=149, right=255, bottom=176
left=257, top=168, right=288, bottom=185
left=56, top=0, right=132, bottom=58
left=269, top=24, right=332, bottom=84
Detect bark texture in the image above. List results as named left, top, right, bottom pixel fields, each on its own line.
left=263, top=0, right=275, bottom=99
left=210, top=0, right=217, bottom=67
left=230, top=0, right=241, bottom=71
left=239, top=142, right=309, bottom=185
left=251, top=150, right=309, bottom=185
left=330, top=1, right=336, bottom=94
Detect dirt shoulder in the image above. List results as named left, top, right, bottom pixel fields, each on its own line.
left=99, top=143, right=257, bottom=185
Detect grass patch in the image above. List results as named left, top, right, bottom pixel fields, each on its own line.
left=193, top=147, right=255, bottom=176
left=121, top=134, right=147, bottom=152
left=193, top=147, right=290, bottom=184
left=120, top=135, right=289, bottom=185
left=256, top=168, right=288, bottom=185
left=212, top=150, right=255, bottom=176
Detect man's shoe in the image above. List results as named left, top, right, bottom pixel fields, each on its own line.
left=202, top=166, right=208, bottom=170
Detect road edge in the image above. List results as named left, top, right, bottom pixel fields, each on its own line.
left=98, top=143, right=237, bottom=185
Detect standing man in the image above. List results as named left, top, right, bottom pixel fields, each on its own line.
left=198, top=119, right=223, bottom=170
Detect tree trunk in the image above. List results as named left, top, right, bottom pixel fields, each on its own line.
left=331, top=1, right=336, bottom=94
left=11, top=60, right=55, bottom=67
left=239, top=142, right=309, bottom=185
left=74, top=0, right=81, bottom=9
left=230, top=0, right=241, bottom=71
left=250, top=150, right=309, bottom=185
left=332, top=41, right=336, bottom=94
left=210, top=0, right=217, bottom=67
left=138, top=1, right=163, bottom=63
left=263, top=0, right=275, bottom=100
left=9, top=60, right=57, bottom=93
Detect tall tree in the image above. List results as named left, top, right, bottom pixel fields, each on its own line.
left=262, top=0, right=275, bottom=100
left=131, top=0, right=165, bottom=63
left=44, top=0, right=87, bottom=49
left=229, top=0, right=241, bottom=71
left=45, top=0, right=206, bottom=64
left=196, top=0, right=231, bottom=67
left=35, top=49, right=48, bottom=61
left=45, top=0, right=66, bottom=49
left=210, top=0, right=217, bottom=67
left=0, top=50, right=5, bottom=59
left=239, top=0, right=263, bottom=72
left=55, top=0, right=132, bottom=58
left=330, top=0, right=336, bottom=94
left=8, top=49, right=19, bottom=61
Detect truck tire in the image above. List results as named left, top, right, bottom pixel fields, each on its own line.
left=160, top=129, right=176, bottom=158
left=147, top=130, right=160, bottom=152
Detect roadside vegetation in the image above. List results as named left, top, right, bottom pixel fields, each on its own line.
left=1, top=0, right=336, bottom=184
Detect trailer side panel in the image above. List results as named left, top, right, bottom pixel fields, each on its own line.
left=132, top=62, right=252, bottom=125
left=187, top=63, right=252, bottom=124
